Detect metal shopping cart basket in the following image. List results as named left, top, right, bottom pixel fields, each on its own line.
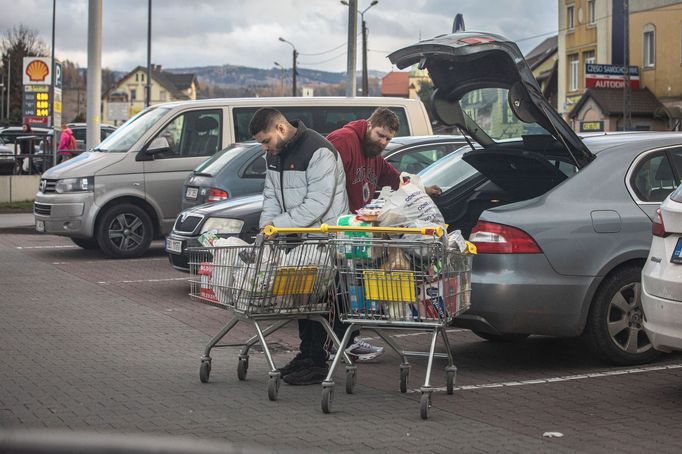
left=319, top=224, right=473, bottom=419
left=187, top=232, right=352, bottom=401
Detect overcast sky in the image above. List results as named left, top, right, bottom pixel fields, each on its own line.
left=2, top=0, right=559, bottom=73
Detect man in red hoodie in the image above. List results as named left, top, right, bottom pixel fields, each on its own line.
left=327, top=107, right=441, bottom=212
left=326, top=107, right=441, bottom=360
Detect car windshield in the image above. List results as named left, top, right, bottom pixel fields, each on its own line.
left=194, top=143, right=260, bottom=175
left=93, top=107, right=169, bottom=152
left=419, top=147, right=480, bottom=192
left=460, top=87, right=548, bottom=141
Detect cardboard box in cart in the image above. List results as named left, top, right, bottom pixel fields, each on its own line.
left=418, top=273, right=471, bottom=319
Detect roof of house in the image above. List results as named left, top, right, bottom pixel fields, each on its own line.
left=524, top=35, right=558, bottom=70
left=568, top=88, right=664, bottom=118
left=102, top=65, right=197, bottom=100
left=381, top=71, right=410, bottom=97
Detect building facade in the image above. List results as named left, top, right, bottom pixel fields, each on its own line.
left=557, top=0, right=682, bottom=131
left=102, top=65, right=198, bottom=126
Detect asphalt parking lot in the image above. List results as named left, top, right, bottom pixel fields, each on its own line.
left=1, top=225, right=682, bottom=453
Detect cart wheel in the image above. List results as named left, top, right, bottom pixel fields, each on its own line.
left=345, top=367, right=356, bottom=394
left=420, top=393, right=431, bottom=420
left=237, top=357, right=249, bottom=381
left=446, top=368, right=457, bottom=395
left=400, top=366, right=410, bottom=393
left=321, top=386, right=334, bottom=414
left=267, top=376, right=280, bottom=401
left=199, top=360, right=211, bottom=383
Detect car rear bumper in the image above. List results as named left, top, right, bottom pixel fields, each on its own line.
left=642, top=286, right=682, bottom=353
left=452, top=254, right=596, bottom=337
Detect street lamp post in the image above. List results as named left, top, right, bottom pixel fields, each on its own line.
left=278, top=37, right=298, bottom=97
left=341, top=0, right=378, bottom=96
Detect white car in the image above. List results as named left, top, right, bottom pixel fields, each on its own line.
left=642, top=185, right=682, bottom=352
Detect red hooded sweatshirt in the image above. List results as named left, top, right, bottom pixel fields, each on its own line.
left=327, top=119, right=400, bottom=212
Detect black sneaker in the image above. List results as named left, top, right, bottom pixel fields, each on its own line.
left=277, top=355, right=314, bottom=377
left=282, top=366, right=328, bottom=385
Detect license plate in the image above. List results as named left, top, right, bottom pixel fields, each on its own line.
left=35, top=220, right=45, bottom=232
left=672, top=237, right=682, bottom=264
left=185, top=187, right=199, bottom=200
left=166, top=238, right=183, bottom=254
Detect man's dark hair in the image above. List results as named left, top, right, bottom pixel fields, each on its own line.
left=368, top=107, right=400, bottom=133
left=248, top=108, right=285, bottom=136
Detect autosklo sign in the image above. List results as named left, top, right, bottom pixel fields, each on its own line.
left=585, top=64, right=639, bottom=89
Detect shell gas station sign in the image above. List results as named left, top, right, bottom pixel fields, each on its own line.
left=22, top=57, right=62, bottom=126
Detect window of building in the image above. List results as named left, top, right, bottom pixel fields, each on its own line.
left=587, top=0, right=596, bottom=25
left=584, top=50, right=595, bottom=65
left=130, top=88, right=137, bottom=101
left=569, top=54, right=579, bottom=92
left=643, top=24, right=656, bottom=68
left=567, top=5, right=575, bottom=30
left=141, top=73, right=145, bottom=82
left=135, top=73, right=138, bottom=82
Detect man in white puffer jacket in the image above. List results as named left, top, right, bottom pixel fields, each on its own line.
left=250, top=107, right=348, bottom=385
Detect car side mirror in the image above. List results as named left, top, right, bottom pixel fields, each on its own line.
left=145, top=136, right=170, bottom=155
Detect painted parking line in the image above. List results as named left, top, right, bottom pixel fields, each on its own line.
left=97, top=277, right=191, bottom=285
left=407, top=363, right=682, bottom=393
left=363, top=329, right=468, bottom=341
left=16, top=245, right=79, bottom=250
left=52, top=258, right=167, bottom=265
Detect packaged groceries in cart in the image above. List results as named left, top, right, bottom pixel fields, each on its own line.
left=318, top=223, right=475, bottom=420
left=187, top=232, right=351, bottom=402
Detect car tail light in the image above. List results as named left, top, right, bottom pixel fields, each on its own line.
left=207, top=188, right=229, bottom=202
left=469, top=221, right=542, bottom=254
left=652, top=208, right=669, bottom=237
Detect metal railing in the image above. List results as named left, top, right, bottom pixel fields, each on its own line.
left=4, top=136, right=57, bottom=175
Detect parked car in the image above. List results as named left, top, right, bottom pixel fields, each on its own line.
left=642, top=185, right=682, bottom=352
left=66, top=123, right=117, bottom=154
left=387, top=30, right=682, bottom=365
left=0, top=136, right=15, bottom=175
left=166, top=135, right=466, bottom=271
left=181, top=142, right=265, bottom=211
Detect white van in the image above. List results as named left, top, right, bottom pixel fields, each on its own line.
left=34, top=97, right=432, bottom=258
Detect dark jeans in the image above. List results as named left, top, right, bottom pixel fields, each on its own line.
left=297, top=290, right=360, bottom=365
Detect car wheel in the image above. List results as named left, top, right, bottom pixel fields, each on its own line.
left=71, top=237, right=99, bottom=250
left=96, top=204, right=153, bottom=259
left=585, top=265, right=662, bottom=366
left=473, top=331, right=529, bottom=343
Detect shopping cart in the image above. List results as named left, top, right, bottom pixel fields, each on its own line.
left=315, top=224, right=473, bottom=419
left=187, top=232, right=352, bottom=401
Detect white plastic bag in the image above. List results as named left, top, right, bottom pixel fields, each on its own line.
left=378, top=172, right=444, bottom=228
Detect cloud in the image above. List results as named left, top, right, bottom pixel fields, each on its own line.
left=0, top=0, right=557, bottom=72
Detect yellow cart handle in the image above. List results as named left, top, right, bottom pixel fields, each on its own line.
left=263, top=223, right=444, bottom=238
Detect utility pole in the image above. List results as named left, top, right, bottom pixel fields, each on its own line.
left=146, top=0, right=152, bottom=107
left=292, top=48, right=298, bottom=97
left=50, top=0, right=57, bottom=166
left=345, top=0, right=358, bottom=97
left=86, top=0, right=102, bottom=151
left=622, top=0, right=631, bottom=131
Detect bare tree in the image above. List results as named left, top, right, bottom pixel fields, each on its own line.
left=1, top=25, right=48, bottom=124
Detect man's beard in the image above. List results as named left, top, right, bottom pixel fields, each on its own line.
left=362, top=135, right=384, bottom=158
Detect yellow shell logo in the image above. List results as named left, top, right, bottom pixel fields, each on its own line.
left=26, top=60, right=49, bottom=82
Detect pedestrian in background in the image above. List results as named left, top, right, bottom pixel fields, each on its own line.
left=58, top=124, right=77, bottom=163
left=250, top=107, right=348, bottom=386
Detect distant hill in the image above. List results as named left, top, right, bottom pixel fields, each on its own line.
left=166, top=64, right=385, bottom=89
